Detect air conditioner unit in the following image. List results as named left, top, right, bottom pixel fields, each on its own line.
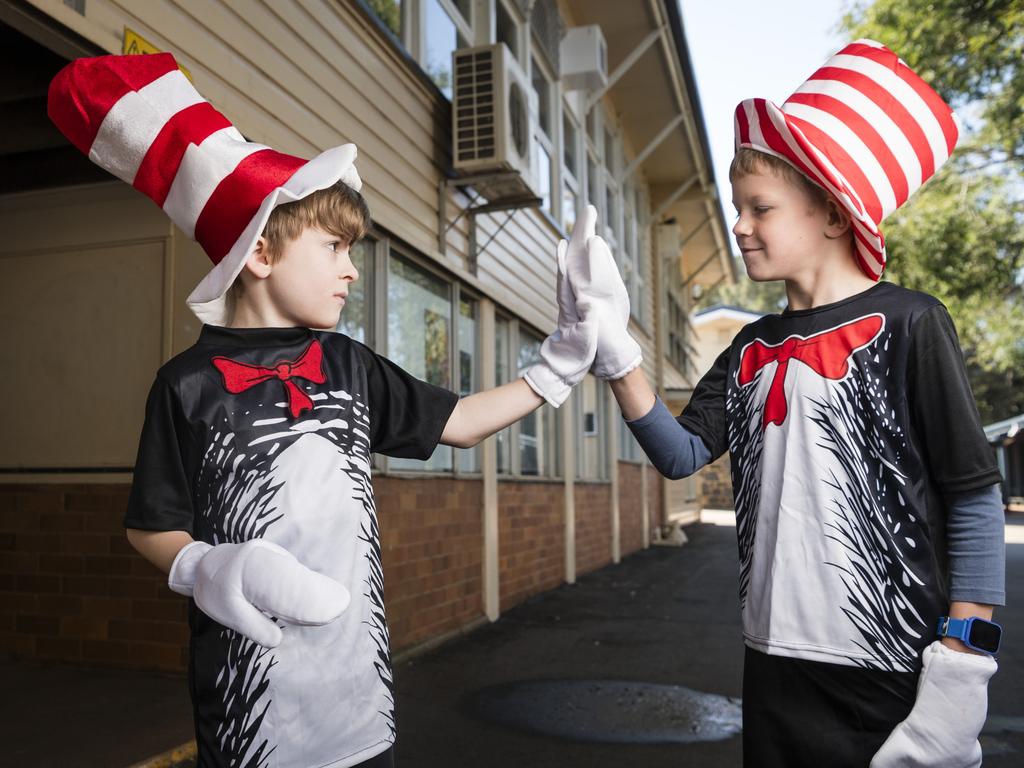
left=452, top=43, right=538, bottom=201
left=560, top=25, right=607, bottom=91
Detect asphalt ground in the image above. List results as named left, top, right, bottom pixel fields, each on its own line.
left=3, top=514, right=1022, bottom=767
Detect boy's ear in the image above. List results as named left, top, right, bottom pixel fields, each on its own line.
left=243, top=237, right=273, bottom=279
left=823, top=199, right=852, bottom=240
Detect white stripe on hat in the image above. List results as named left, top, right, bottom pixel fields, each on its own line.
left=792, top=79, right=923, bottom=192
left=162, top=127, right=266, bottom=238
left=88, top=70, right=204, bottom=186
left=783, top=102, right=899, bottom=218
left=829, top=54, right=950, bottom=171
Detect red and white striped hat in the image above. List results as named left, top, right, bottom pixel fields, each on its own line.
left=734, top=39, right=959, bottom=280
left=47, top=53, right=362, bottom=325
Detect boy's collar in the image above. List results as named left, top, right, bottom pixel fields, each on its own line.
left=199, top=324, right=316, bottom=348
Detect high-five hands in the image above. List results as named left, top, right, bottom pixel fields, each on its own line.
left=168, top=538, right=351, bottom=648
left=524, top=205, right=643, bottom=407
left=523, top=206, right=600, bottom=406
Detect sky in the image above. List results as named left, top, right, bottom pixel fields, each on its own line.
left=678, top=0, right=851, bottom=251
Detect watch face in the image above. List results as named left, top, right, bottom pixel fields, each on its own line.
left=968, top=620, right=1002, bottom=653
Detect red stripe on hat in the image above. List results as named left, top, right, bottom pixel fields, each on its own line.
left=851, top=221, right=885, bottom=272
left=785, top=113, right=885, bottom=224
left=735, top=103, right=751, bottom=148
left=194, top=149, right=306, bottom=264
left=785, top=92, right=909, bottom=208
left=47, top=53, right=180, bottom=155
left=807, top=67, right=935, bottom=180
left=751, top=100, right=849, bottom=207
left=133, top=102, right=233, bottom=205
left=841, top=42, right=958, bottom=155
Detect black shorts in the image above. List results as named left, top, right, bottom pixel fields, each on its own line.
left=742, top=647, right=918, bottom=768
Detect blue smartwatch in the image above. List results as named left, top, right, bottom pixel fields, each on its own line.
left=936, top=616, right=1002, bottom=655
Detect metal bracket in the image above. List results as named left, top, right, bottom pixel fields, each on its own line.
left=438, top=173, right=542, bottom=273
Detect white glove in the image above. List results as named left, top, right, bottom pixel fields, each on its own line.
left=523, top=208, right=598, bottom=407
left=567, top=220, right=642, bottom=380
left=168, top=539, right=351, bottom=648
left=870, top=640, right=997, bottom=768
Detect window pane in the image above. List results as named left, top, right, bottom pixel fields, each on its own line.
left=604, top=127, right=615, bottom=168
left=495, top=316, right=511, bottom=474
left=451, top=0, right=471, bottom=23
left=366, top=0, right=401, bottom=37
left=387, top=253, right=452, bottom=471
left=562, top=184, right=577, bottom=232
left=536, top=144, right=552, bottom=213
left=424, top=0, right=458, bottom=98
left=517, top=331, right=543, bottom=476
left=587, top=156, right=599, bottom=208
left=457, top=298, right=480, bottom=473
left=578, top=376, right=603, bottom=478
left=532, top=57, right=551, bottom=138
left=336, top=239, right=372, bottom=344
left=496, top=1, right=518, bottom=59
left=562, top=112, right=577, bottom=176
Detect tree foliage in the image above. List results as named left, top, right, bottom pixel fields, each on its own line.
left=842, top=0, right=1024, bottom=423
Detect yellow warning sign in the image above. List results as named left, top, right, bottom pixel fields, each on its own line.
left=122, top=27, right=192, bottom=80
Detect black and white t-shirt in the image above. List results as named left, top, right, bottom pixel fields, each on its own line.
left=125, top=325, right=458, bottom=768
left=679, top=281, right=1001, bottom=672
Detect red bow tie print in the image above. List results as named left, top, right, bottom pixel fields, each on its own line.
left=212, top=340, right=326, bottom=419
left=738, top=315, right=883, bottom=431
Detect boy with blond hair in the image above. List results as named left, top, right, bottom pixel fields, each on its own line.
left=48, top=53, right=599, bottom=767
left=565, top=41, right=1005, bottom=767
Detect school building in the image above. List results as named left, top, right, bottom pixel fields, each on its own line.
left=0, top=0, right=733, bottom=671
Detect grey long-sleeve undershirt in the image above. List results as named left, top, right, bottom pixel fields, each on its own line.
left=624, top=397, right=1005, bottom=606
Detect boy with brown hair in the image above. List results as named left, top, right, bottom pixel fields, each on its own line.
left=48, top=53, right=598, bottom=767
left=566, top=41, right=1005, bottom=767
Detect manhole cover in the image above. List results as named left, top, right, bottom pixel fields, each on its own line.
left=467, top=679, right=742, bottom=744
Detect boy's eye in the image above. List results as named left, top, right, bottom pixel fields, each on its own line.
left=754, top=206, right=771, bottom=215
left=325, top=241, right=339, bottom=252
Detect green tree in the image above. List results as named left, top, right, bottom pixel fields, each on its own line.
left=697, top=254, right=787, bottom=315
left=843, top=0, right=1024, bottom=423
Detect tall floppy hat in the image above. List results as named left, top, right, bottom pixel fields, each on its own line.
left=734, top=39, right=959, bottom=280
left=47, top=53, right=362, bottom=325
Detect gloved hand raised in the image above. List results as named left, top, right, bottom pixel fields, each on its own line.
left=870, top=640, right=997, bottom=768
left=566, top=212, right=642, bottom=379
left=168, top=538, right=351, bottom=648
left=523, top=206, right=599, bottom=407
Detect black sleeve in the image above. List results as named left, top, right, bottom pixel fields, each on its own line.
left=677, top=343, right=731, bottom=461
left=907, top=304, right=1002, bottom=494
left=124, top=376, right=196, bottom=533
left=354, top=343, right=460, bottom=459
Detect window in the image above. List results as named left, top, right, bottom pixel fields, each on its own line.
left=422, top=0, right=470, bottom=98
left=457, top=296, right=481, bottom=473
left=494, top=317, right=557, bottom=477
left=366, top=0, right=402, bottom=37
left=603, top=122, right=621, bottom=250
left=386, top=252, right=454, bottom=471
left=622, top=185, right=645, bottom=325
left=336, top=237, right=374, bottom=345
left=562, top=110, right=580, bottom=231
left=618, top=414, right=643, bottom=462
left=495, top=314, right=512, bottom=474
left=577, top=376, right=607, bottom=479
left=532, top=56, right=555, bottom=215
left=496, top=1, right=520, bottom=60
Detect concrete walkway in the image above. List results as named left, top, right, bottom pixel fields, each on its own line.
left=4, top=515, right=1023, bottom=766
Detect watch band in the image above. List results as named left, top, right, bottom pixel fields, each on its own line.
left=937, top=616, right=970, bottom=643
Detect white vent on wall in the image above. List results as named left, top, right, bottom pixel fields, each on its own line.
left=560, top=25, right=607, bottom=92
left=452, top=43, right=538, bottom=200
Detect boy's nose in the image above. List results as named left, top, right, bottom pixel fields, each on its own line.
left=732, top=215, right=751, bottom=238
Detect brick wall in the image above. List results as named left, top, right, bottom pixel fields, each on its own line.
left=0, top=484, right=187, bottom=671
left=618, top=462, right=646, bottom=557
left=699, top=453, right=734, bottom=509
left=497, top=481, right=564, bottom=613
left=376, top=476, right=484, bottom=650
left=574, top=482, right=612, bottom=576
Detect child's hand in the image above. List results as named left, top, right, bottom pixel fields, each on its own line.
left=870, top=640, right=996, bottom=767
left=168, top=538, right=351, bottom=647
left=566, top=226, right=642, bottom=380
left=522, top=208, right=599, bottom=407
